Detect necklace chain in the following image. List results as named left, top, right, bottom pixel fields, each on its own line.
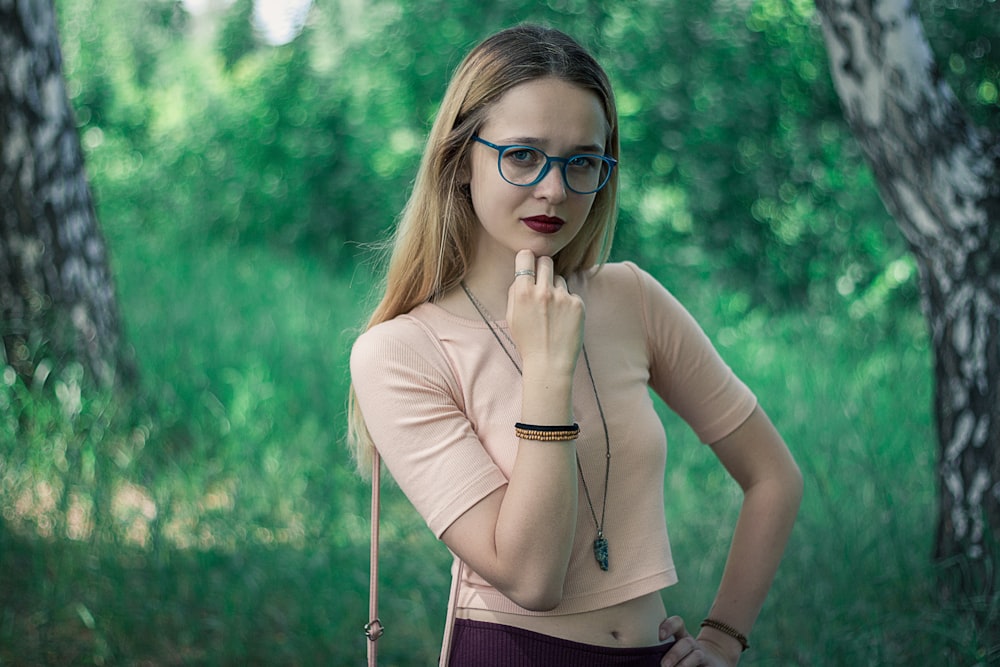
left=460, top=281, right=611, bottom=570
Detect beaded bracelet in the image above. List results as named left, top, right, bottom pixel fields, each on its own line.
left=700, top=618, right=750, bottom=652
left=514, top=422, right=580, bottom=442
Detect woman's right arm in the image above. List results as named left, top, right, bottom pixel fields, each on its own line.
left=440, top=251, right=584, bottom=611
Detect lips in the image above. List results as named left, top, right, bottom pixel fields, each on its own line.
left=522, top=215, right=565, bottom=234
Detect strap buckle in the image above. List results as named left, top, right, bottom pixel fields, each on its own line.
left=364, top=618, right=385, bottom=641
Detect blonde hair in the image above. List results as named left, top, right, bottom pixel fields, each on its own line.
left=348, top=25, right=620, bottom=471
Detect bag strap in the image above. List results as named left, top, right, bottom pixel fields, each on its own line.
left=365, top=449, right=464, bottom=667
left=365, top=450, right=384, bottom=667
left=439, top=559, right=464, bottom=666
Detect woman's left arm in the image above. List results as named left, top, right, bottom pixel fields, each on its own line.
left=668, top=404, right=803, bottom=666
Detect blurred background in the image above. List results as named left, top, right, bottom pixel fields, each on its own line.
left=2, top=0, right=998, bottom=663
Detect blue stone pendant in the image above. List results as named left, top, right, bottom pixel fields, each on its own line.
left=593, top=533, right=609, bottom=571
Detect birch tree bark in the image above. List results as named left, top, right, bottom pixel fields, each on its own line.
left=0, top=0, right=131, bottom=388
left=815, top=0, right=1000, bottom=601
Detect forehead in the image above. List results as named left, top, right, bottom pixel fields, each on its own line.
left=481, top=77, right=609, bottom=149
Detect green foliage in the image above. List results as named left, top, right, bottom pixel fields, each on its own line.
left=218, top=0, right=258, bottom=69
left=0, top=236, right=378, bottom=663
left=593, top=1, right=909, bottom=311
left=55, top=0, right=919, bottom=313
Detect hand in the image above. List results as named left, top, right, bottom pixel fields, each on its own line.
left=506, top=250, right=584, bottom=375
left=658, top=616, right=735, bottom=667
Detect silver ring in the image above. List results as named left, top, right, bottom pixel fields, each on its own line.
left=514, top=270, right=536, bottom=278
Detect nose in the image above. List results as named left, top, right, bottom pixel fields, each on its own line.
left=533, top=162, right=567, bottom=203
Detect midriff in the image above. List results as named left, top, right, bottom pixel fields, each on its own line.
left=455, top=591, right=668, bottom=647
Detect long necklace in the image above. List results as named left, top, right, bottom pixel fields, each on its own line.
left=460, top=281, right=612, bottom=571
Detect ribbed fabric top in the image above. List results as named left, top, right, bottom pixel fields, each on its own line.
left=351, top=261, right=757, bottom=616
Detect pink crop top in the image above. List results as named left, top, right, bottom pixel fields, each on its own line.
left=351, top=261, right=757, bottom=616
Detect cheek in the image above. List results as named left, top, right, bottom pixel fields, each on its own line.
left=468, top=184, right=505, bottom=231
left=468, top=152, right=497, bottom=191
left=570, top=196, right=598, bottom=224
left=469, top=174, right=519, bottom=218
left=468, top=166, right=495, bottom=210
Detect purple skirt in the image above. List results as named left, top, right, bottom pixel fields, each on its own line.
left=447, top=619, right=675, bottom=666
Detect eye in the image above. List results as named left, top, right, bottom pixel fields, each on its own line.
left=503, top=147, right=542, bottom=165
left=568, top=155, right=600, bottom=170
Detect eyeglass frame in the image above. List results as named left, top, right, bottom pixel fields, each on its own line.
left=471, top=136, right=618, bottom=195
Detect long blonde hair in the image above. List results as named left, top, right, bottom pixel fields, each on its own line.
left=348, top=25, right=620, bottom=471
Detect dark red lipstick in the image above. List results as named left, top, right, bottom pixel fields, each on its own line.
left=522, top=215, right=565, bottom=234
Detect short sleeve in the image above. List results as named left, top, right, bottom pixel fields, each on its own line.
left=625, top=262, right=757, bottom=444
left=350, top=318, right=508, bottom=537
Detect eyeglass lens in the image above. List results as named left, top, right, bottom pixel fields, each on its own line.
left=499, top=146, right=610, bottom=193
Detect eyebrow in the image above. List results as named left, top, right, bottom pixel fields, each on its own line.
left=500, top=136, right=607, bottom=154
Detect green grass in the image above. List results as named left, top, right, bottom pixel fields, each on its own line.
left=1, top=229, right=997, bottom=665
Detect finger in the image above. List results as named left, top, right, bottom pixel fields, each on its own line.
left=659, top=615, right=689, bottom=642
left=513, top=268, right=537, bottom=282
left=678, top=646, right=706, bottom=667
left=660, top=639, right=704, bottom=667
left=534, top=255, right=555, bottom=286
left=553, top=273, right=570, bottom=293
left=513, top=249, right=537, bottom=282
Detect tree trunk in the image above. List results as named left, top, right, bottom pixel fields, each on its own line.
left=814, top=0, right=1000, bottom=601
left=0, top=0, right=132, bottom=388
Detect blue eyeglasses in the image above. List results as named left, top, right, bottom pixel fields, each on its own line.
left=473, top=136, right=617, bottom=195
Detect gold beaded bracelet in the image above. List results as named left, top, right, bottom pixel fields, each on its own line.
left=700, top=618, right=750, bottom=652
left=514, top=422, right=580, bottom=442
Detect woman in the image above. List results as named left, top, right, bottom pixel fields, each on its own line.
left=349, top=24, right=802, bottom=667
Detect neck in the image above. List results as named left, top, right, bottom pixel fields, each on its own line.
left=460, top=252, right=519, bottom=321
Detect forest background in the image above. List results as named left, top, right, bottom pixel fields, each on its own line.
left=2, top=0, right=998, bottom=664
